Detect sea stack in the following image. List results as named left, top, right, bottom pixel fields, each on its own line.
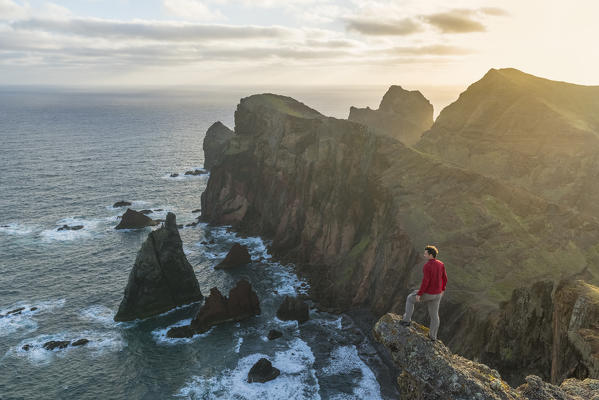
left=114, top=212, right=203, bottom=321
left=348, top=85, right=433, bottom=146
left=203, top=121, right=235, bottom=170
left=167, top=279, right=260, bottom=338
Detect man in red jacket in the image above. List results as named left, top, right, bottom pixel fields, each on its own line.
left=399, top=245, right=447, bottom=341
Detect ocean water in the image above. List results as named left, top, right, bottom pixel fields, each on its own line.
left=0, top=88, right=391, bottom=399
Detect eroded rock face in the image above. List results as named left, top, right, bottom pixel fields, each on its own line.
left=114, top=213, right=203, bottom=321
left=115, top=209, right=159, bottom=230
left=349, top=85, right=433, bottom=146
left=276, top=296, right=309, bottom=323
left=374, top=313, right=599, bottom=400
left=214, top=243, right=251, bottom=269
left=203, top=121, right=235, bottom=170
left=166, top=279, right=260, bottom=338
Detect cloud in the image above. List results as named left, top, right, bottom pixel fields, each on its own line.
left=163, top=0, right=225, bottom=22
left=391, top=44, right=472, bottom=56
left=10, top=17, right=296, bottom=41
left=422, top=10, right=486, bottom=33
left=345, top=17, right=423, bottom=36
left=479, top=7, right=509, bottom=17
left=0, top=0, right=27, bottom=20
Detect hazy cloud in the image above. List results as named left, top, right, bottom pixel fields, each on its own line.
left=391, top=44, right=472, bottom=55
left=479, top=7, right=509, bottom=16
left=423, top=10, right=486, bottom=33
left=345, top=17, right=422, bottom=36
left=10, top=17, right=295, bottom=41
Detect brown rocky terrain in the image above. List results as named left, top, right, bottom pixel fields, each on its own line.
left=373, top=312, right=599, bottom=400
left=199, top=87, right=599, bottom=386
left=416, top=68, right=599, bottom=218
left=348, top=85, right=433, bottom=145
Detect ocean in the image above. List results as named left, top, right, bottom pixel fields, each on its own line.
left=0, top=87, right=397, bottom=399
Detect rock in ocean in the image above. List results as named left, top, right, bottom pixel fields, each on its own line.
left=276, top=296, right=309, bottom=323
left=114, top=212, right=203, bottom=321
left=247, top=358, right=280, bottom=383
left=167, top=279, right=260, bottom=338
left=115, top=208, right=159, bottom=230
left=214, top=243, right=251, bottom=269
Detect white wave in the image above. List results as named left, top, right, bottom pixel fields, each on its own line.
left=10, top=330, right=125, bottom=365
left=40, top=217, right=105, bottom=242
left=0, top=299, right=66, bottom=337
left=152, top=319, right=215, bottom=345
left=0, top=223, right=36, bottom=236
left=321, top=345, right=382, bottom=400
left=269, top=263, right=310, bottom=296
left=163, top=171, right=210, bottom=181
left=176, top=338, right=320, bottom=400
left=79, top=305, right=117, bottom=327
left=234, top=336, right=243, bottom=353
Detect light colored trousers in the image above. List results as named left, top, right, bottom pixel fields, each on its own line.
left=403, top=290, right=443, bottom=340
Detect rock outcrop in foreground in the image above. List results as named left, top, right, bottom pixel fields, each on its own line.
left=203, top=121, right=235, bottom=170
left=373, top=313, right=599, bottom=400
left=214, top=243, right=251, bottom=269
left=167, top=279, right=260, bottom=338
left=114, top=213, right=203, bottom=321
left=348, top=85, right=433, bottom=145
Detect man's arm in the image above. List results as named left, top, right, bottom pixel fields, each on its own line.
left=417, top=265, right=430, bottom=297
left=442, top=265, right=448, bottom=292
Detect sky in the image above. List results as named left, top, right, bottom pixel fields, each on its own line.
left=1, top=0, right=598, bottom=92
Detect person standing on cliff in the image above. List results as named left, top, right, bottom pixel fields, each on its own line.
left=399, top=245, right=447, bottom=342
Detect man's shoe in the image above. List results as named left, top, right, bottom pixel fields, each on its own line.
left=399, top=320, right=411, bottom=327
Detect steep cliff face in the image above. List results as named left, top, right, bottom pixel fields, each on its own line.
left=348, top=85, right=433, bottom=146
left=200, top=91, right=599, bottom=383
left=416, top=68, right=599, bottom=218
left=203, top=121, right=235, bottom=170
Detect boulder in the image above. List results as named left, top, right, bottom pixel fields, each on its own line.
left=247, top=358, right=280, bottom=383
left=114, top=212, right=203, bottom=321
left=113, top=201, right=131, bottom=208
left=139, top=209, right=153, bottom=215
left=154, top=209, right=164, bottom=212
left=191, top=209, right=201, bottom=213
left=170, top=173, right=179, bottom=178
left=43, top=340, right=70, bottom=350
left=184, top=169, right=207, bottom=176
left=267, top=329, right=283, bottom=340
left=115, top=209, right=159, bottom=230
left=203, top=121, right=235, bottom=170
left=167, top=279, right=260, bottom=338
left=57, top=224, right=84, bottom=231
left=276, top=296, right=309, bottom=323
left=71, top=338, right=89, bottom=347
left=215, top=243, right=251, bottom=269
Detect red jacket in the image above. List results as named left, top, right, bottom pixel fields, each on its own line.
left=417, top=259, right=447, bottom=296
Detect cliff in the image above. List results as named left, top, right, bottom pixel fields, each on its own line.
left=373, top=313, right=599, bottom=400
left=416, top=68, right=599, bottom=218
left=114, top=213, right=203, bottom=321
left=200, top=91, right=599, bottom=383
left=203, top=121, right=235, bottom=170
left=348, top=85, right=433, bottom=146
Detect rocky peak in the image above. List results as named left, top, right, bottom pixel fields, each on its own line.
left=203, top=121, right=234, bottom=170
left=348, top=85, right=433, bottom=145
left=114, top=212, right=203, bottom=321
